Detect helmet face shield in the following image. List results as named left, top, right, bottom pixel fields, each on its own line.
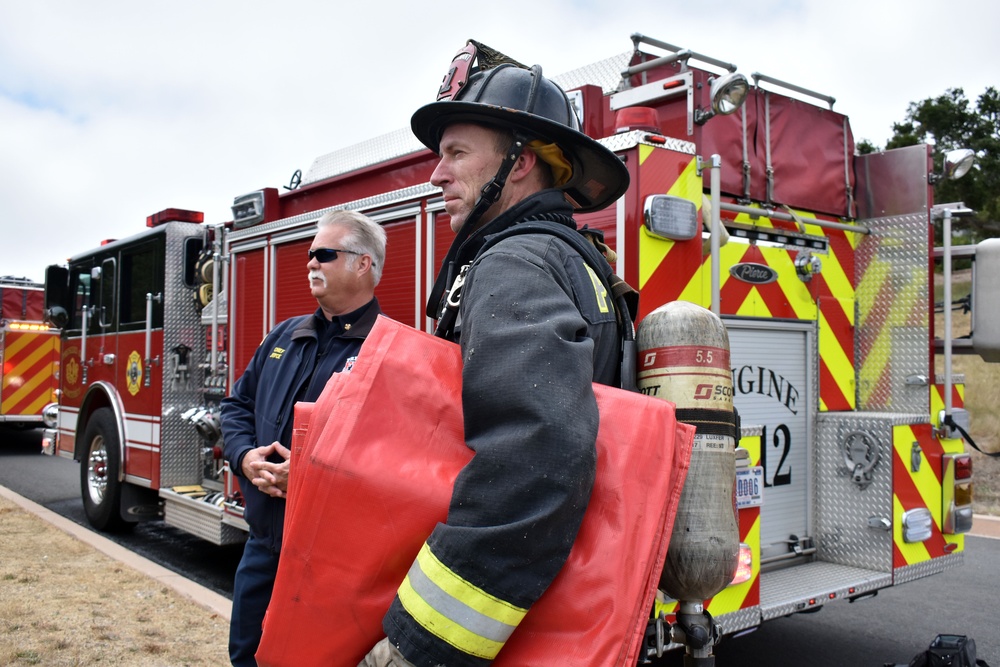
left=412, top=40, right=629, bottom=213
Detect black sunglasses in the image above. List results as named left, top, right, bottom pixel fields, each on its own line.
left=308, top=247, right=362, bottom=263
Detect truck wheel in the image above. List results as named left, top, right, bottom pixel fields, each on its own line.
left=80, top=408, right=134, bottom=532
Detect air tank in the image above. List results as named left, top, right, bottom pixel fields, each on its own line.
left=637, top=300, right=739, bottom=601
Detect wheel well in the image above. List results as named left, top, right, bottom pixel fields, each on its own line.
left=75, top=388, right=118, bottom=462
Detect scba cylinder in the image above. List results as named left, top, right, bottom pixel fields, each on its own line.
left=637, top=300, right=739, bottom=602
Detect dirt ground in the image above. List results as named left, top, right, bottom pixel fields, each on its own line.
left=0, top=494, right=229, bottom=666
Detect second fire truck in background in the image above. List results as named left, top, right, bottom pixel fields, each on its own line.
left=1, top=276, right=59, bottom=430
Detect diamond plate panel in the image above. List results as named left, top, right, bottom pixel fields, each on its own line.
left=598, top=130, right=695, bottom=156
left=715, top=605, right=762, bottom=636
left=814, top=412, right=921, bottom=571
left=304, top=127, right=426, bottom=187
left=228, top=183, right=439, bottom=245
left=161, top=488, right=245, bottom=545
left=855, top=211, right=930, bottom=414
left=893, top=551, right=962, bottom=585
left=551, top=52, right=632, bottom=95
left=760, top=561, right=891, bottom=620
left=159, top=222, right=210, bottom=488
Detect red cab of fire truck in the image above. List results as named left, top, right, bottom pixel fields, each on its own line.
left=39, top=33, right=1000, bottom=649
left=1, top=276, right=60, bottom=429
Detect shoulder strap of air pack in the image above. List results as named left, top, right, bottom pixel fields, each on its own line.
left=478, top=219, right=639, bottom=391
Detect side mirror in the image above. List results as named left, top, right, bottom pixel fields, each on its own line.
left=45, top=306, right=69, bottom=329
left=44, top=264, right=70, bottom=319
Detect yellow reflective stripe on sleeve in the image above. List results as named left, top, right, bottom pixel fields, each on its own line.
left=397, top=543, right=527, bottom=660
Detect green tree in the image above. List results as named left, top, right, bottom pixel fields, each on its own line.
left=884, top=87, right=1000, bottom=241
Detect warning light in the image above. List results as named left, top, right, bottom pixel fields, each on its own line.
left=955, top=482, right=973, bottom=507
left=730, top=542, right=753, bottom=585
left=614, top=107, right=660, bottom=134
left=147, top=208, right=205, bottom=228
left=943, top=453, right=974, bottom=534
left=9, top=321, right=50, bottom=331
left=954, top=455, right=972, bottom=480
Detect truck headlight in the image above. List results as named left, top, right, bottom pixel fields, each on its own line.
left=42, top=403, right=59, bottom=429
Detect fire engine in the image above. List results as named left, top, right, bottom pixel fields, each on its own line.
left=1, top=276, right=59, bottom=429
left=40, top=33, right=999, bottom=652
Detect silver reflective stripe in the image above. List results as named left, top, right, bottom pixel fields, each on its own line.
left=405, top=558, right=518, bottom=645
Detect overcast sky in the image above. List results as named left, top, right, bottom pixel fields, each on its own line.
left=2, top=0, right=997, bottom=283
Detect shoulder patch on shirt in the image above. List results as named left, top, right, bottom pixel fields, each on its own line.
left=269, top=346, right=286, bottom=360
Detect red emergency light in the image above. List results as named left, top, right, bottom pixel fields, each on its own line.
left=954, top=454, right=972, bottom=480
left=147, top=208, right=205, bottom=228
left=615, top=106, right=660, bottom=134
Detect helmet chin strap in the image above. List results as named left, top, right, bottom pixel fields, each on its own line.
left=463, top=133, right=527, bottom=234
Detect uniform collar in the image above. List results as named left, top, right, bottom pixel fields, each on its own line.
left=292, top=298, right=382, bottom=341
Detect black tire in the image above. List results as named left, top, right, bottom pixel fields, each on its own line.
left=80, top=407, right=135, bottom=532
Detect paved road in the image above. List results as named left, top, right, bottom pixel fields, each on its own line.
left=658, top=534, right=999, bottom=665
left=2, top=424, right=998, bottom=666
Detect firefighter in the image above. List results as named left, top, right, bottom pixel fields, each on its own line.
left=360, top=41, right=630, bottom=667
left=222, top=209, right=386, bottom=667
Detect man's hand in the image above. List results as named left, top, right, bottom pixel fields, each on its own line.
left=358, top=637, right=417, bottom=667
left=241, top=442, right=291, bottom=498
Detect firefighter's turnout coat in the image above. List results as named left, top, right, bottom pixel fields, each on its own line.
left=384, top=190, right=622, bottom=666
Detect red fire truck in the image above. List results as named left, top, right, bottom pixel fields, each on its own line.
left=1, top=276, right=60, bottom=429
left=41, top=33, right=998, bottom=650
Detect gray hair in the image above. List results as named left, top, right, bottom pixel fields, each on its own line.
left=316, top=209, right=388, bottom=285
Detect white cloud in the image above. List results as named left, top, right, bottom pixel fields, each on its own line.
left=1, top=0, right=997, bottom=282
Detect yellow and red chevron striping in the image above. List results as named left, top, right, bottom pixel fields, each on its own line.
left=814, top=228, right=856, bottom=411
left=1, top=330, right=59, bottom=416
left=654, top=432, right=763, bottom=619
left=892, top=437, right=946, bottom=564
left=639, top=199, right=859, bottom=413
left=719, top=245, right=799, bottom=319
left=891, top=420, right=964, bottom=569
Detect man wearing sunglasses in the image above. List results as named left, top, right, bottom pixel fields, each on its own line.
left=361, top=41, right=630, bottom=667
left=222, top=209, right=386, bottom=667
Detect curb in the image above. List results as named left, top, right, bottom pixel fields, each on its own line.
left=0, top=484, right=232, bottom=621
left=971, top=513, right=1000, bottom=539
